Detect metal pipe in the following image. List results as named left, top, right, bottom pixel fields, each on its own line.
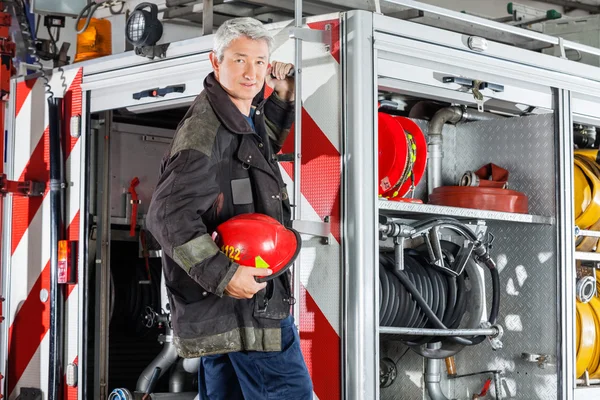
left=48, top=97, right=65, bottom=400
left=137, top=260, right=180, bottom=393
left=494, top=371, right=503, bottom=400
left=149, top=393, right=197, bottom=399
left=169, top=359, right=187, bottom=393
left=427, top=106, right=462, bottom=195
left=379, top=326, right=498, bottom=337
left=136, top=329, right=179, bottom=393
left=533, top=0, right=600, bottom=14
left=461, top=109, right=505, bottom=122
left=426, top=359, right=452, bottom=400
left=292, top=0, right=302, bottom=328
left=425, top=343, right=455, bottom=400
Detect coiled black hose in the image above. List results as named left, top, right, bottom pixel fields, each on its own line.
left=380, top=241, right=500, bottom=346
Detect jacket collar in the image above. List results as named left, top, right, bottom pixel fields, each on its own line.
left=204, top=72, right=266, bottom=135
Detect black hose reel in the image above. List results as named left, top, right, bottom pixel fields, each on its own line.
left=379, top=216, right=503, bottom=359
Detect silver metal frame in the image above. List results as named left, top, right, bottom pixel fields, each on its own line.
left=0, top=78, right=17, bottom=399
left=292, top=0, right=303, bottom=329
left=342, top=10, right=378, bottom=400
left=341, top=8, right=596, bottom=400
left=77, top=90, right=90, bottom=400
left=556, top=89, right=576, bottom=400
left=383, top=0, right=600, bottom=59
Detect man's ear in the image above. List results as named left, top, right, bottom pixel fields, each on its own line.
left=209, top=51, right=220, bottom=77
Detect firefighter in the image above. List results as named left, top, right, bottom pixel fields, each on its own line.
left=146, top=17, right=313, bottom=399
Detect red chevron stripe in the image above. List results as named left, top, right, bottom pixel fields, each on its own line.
left=8, top=216, right=80, bottom=397
left=281, top=109, right=341, bottom=243
left=11, top=70, right=82, bottom=255
left=300, top=285, right=341, bottom=400
left=15, top=78, right=37, bottom=119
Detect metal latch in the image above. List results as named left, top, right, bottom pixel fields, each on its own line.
left=521, top=352, right=555, bottom=369
left=289, top=25, right=332, bottom=51
left=0, top=174, right=45, bottom=197
left=16, top=387, right=42, bottom=400
left=443, top=76, right=505, bottom=112
left=292, top=217, right=331, bottom=244
left=133, top=84, right=186, bottom=100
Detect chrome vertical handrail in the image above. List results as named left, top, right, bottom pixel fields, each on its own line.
left=292, top=0, right=302, bottom=327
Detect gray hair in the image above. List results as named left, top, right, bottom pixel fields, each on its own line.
left=213, top=17, right=273, bottom=62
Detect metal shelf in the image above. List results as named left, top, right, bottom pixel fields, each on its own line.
left=575, top=386, right=600, bottom=400
left=575, top=251, right=600, bottom=263
left=378, top=200, right=555, bottom=225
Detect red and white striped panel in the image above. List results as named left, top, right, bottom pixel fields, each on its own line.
left=271, top=16, right=342, bottom=400
left=6, top=68, right=82, bottom=400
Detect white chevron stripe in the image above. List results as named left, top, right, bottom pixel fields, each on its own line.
left=281, top=168, right=341, bottom=336
left=9, top=287, right=78, bottom=400
left=8, top=140, right=81, bottom=326
left=12, top=80, right=46, bottom=181
left=270, top=20, right=341, bottom=152
left=9, top=333, right=48, bottom=400
left=13, top=69, right=79, bottom=180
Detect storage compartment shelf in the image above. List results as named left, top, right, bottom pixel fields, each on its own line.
left=575, top=251, right=600, bottom=262
left=378, top=200, right=555, bottom=225
left=575, top=386, right=600, bottom=400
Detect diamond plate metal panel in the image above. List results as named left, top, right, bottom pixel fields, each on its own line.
left=452, top=222, right=558, bottom=400
left=380, top=222, right=558, bottom=400
left=379, top=200, right=554, bottom=224
left=408, top=114, right=556, bottom=218
left=380, top=341, right=428, bottom=400
left=449, top=114, right=556, bottom=217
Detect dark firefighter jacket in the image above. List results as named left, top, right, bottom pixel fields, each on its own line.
left=146, top=72, right=294, bottom=358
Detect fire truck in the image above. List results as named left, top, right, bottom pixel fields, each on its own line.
left=2, top=0, right=600, bottom=399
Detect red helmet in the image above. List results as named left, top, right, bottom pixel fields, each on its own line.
left=215, top=213, right=301, bottom=282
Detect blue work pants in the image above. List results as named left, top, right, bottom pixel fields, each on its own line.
left=198, top=316, right=313, bottom=400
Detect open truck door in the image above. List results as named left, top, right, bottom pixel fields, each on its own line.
left=1, top=67, right=83, bottom=400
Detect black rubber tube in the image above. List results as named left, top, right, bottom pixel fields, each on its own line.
left=48, top=97, right=64, bottom=400
left=379, top=239, right=500, bottom=346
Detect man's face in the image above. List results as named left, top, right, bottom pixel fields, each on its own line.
left=210, top=36, right=269, bottom=105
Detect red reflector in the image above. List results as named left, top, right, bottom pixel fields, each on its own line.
left=58, top=240, right=78, bottom=284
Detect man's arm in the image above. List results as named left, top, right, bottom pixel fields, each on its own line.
left=146, top=148, right=238, bottom=297
left=264, top=61, right=295, bottom=153
left=264, top=93, right=294, bottom=154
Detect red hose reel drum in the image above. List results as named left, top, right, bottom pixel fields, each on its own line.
left=215, top=213, right=301, bottom=282
left=378, top=113, right=427, bottom=199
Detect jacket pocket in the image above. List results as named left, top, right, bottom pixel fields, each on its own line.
left=231, top=178, right=253, bottom=205
left=165, top=279, right=209, bottom=305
